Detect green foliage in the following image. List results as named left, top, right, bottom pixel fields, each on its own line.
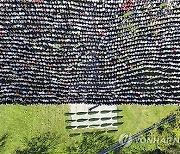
left=76, top=112, right=87, bottom=115
left=88, top=111, right=99, bottom=115
left=66, top=132, right=115, bottom=154
left=117, top=111, right=179, bottom=154
left=101, top=117, right=111, bottom=121
left=118, top=135, right=157, bottom=154
left=77, top=118, right=88, bottom=122
left=146, top=149, right=166, bottom=154
left=15, top=132, right=60, bottom=154
left=159, top=2, right=168, bottom=8
left=101, top=110, right=111, bottom=114
left=152, top=122, right=176, bottom=152
left=0, top=134, right=8, bottom=153
left=77, top=125, right=88, bottom=129
left=64, top=112, right=75, bottom=116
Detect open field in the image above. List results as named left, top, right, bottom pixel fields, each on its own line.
left=0, top=104, right=178, bottom=153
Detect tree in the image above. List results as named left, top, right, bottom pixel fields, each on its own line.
left=15, top=132, right=60, bottom=154
left=66, top=132, right=115, bottom=154
left=117, top=111, right=179, bottom=154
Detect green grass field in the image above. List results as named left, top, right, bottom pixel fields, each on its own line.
left=0, top=104, right=178, bottom=153
left=115, top=105, right=179, bottom=140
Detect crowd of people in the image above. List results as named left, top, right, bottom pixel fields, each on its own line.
left=0, top=0, right=179, bottom=104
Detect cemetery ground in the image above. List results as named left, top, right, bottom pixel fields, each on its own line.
left=0, top=104, right=178, bottom=153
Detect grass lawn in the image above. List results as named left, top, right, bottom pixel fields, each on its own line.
left=0, top=104, right=178, bottom=153
left=0, top=105, right=69, bottom=153
left=114, top=105, right=179, bottom=140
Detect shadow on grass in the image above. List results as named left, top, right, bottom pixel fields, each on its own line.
left=15, top=132, right=60, bottom=154
left=0, top=134, right=8, bottom=152
left=66, top=131, right=115, bottom=154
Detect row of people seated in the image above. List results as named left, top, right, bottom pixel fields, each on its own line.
left=0, top=0, right=179, bottom=104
